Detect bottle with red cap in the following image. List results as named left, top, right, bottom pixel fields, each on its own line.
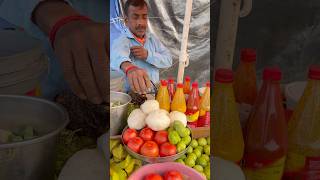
left=213, top=69, right=244, bottom=163
left=234, top=48, right=258, bottom=105
left=183, top=76, right=191, bottom=95
left=243, top=67, right=287, bottom=179
left=156, top=80, right=171, bottom=112
left=186, top=82, right=201, bottom=128
left=171, top=83, right=187, bottom=113
left=284, top=65, right=320, bottom=179
left=198, top=82, right=210, bottom=127
left=168, top=77, right=175, bottom=101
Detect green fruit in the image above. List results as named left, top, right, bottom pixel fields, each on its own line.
left=193, top=165, right=204, bottom=172
left=118, top=154, right=132, bottom=168
left=200, top=172, right=207, bottom=179
left=181, top=136, right=191, bottom=145
left=185, top=157, right=195, bottom=167
left=186, top=146, right=193, bottom=154
left=201, top=154, right=210, bottom=162
left=176, top=159, right=185, bottom=165
left=206, top=137, right=210, bottom=145
left=134, top=159, right=142, bottom=167
left=196, top=156, right=208, bottom=167
left=177, top=142, right=187, bottom=153
left=113, top=157, right=122, bottom=163
left=188, top=153, right=197, bottom=161
left=204, top=166, right=210, bottom=179
left=194, top=149, right=201, bottom=158
left=168, top=126, right=175, bottom=133
left=124, top=161, right=135, bottom=175
left=173, top=121, right=185, bottom=130
left=112, top=144, right=126, bottom=160
left=110, top=139, right=120, bottom=151
left=198, top=137, right=207, bottom=146
left=117, top=169, right=127, bottom=180
left=180, top=154, right=187, bottom=159
left=177, top=127, right=189, bottom=138
left=190, top=139, right=198, bottom=148
left=195, top=146, right=203, bottom=154
left=204, top=145, right=210, bottom=155
left=168, top=131, right=181, bottom=145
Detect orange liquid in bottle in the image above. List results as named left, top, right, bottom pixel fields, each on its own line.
left=198, top=82, right=210, bottom=127
left=184, top=76, right=191, bottom=95
left=213, top=69, right=244, bottom=163
left=171, top=83, right=187, bottom=113
left=168, top=77, right=175, bottom=102
left=156, top=80, right=171, bottom=112
left=284, top=65, right=320, bottom=180
left=243, top=67, right=287, bottom=180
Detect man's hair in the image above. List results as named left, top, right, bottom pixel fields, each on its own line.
left=124, top=0, right=148, bottom=16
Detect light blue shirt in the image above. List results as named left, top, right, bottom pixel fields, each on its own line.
left=0, top=0, right=106, bottom=100
left=110, top=29, right=173, bottom=92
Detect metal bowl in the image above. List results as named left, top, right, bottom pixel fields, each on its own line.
left=0, top=95, right=69, bottom=180
left=110, top=91, right=132, bottom=136
left=121, top=126, right=192, bottom=164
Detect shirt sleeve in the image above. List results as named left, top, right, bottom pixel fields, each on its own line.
left=146, top=35, right=173, bottom=69
left=110, top=36, right=132, bottom=72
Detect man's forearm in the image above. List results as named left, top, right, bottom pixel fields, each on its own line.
left=32, top=0, right=79, bottom=35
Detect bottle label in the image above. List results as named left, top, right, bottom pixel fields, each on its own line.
left=186, top=111, right=199, bottom=122
left=244, top=157, right=286, bottom=180
left=284, top=152, right=320, bottom=179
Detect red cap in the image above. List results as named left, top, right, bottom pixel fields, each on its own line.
left=177, top=83, right=184, bottom=88
left=185, top=76, right=191, bottom=81
left=241, top=48, right=256, bottom=62
left=168, top=78, right=174, bottom=84
left=161, top=80, right=168, bottom=86
left=308, top=65, right=320, bottom=80
left=206, top=82, right=210, bottom=87
left=263, top=67, right=282, bottom=81
left=215, top=69, right=234, bottom=83
left=192, top=82, right=198, bottom=88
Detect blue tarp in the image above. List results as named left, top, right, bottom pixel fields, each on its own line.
left=110, top=0, right=127, bottom=48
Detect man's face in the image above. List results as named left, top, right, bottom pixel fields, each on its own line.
left=126, top=5, right=148, bottom=38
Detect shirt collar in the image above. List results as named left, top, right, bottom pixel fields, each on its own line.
left=124, top=27, right=151, bottom=41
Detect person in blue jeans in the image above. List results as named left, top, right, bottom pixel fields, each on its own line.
left=0, top=0, right=107, bottom=104
left=111, top=0, right=173, bottom=94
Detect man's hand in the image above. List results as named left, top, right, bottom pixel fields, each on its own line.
left=33, top=1, right=108, bottom=104
left=130, top=46, right=148, bottom=60
left=121, top=62, right=151, bottom=94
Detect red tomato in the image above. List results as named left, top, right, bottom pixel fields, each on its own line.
left=140, top=141, right=159, bottom=157
left=127, top=137, right=144, bottom=153
left=159, top=142, right=177, bottom=157
left=154, top=130, right=168, bottom=145
left=123, top=128, right=138, bottom=144
left=144, top=173, right=163, bottom=180
left=139, top=127, right=155, bottom=141
left=163, top=171, right=183, bottom=180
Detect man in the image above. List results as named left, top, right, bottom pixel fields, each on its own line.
left=111, top=0, right=173, bottom=94
left=0, top=0, right=107, bottom=104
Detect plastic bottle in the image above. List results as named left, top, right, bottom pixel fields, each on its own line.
left=283, top=65, right=320, bottom=179
left=197, top=82, right=210, bottom=127
left=171, top=83, right=187, bottom=113
left=243, top=67, right=287, bottom=180
left=156, top=80, right=171, bottom=112
left=186, top=82, right=201, bottom=128
left=184, top=76, right=191, bottom=95
left=213, top=69, right=244, bottom=163
left=168, top=77, right=175, bottom=101
left=234, top=48, right=258, bottom=105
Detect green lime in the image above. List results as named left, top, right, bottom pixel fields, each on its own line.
left=198, top=137, right=207, bottom=146
left=190, top=139, right=198, bottom=148
left=167, top=126, right=175, bottom=133
left=188, top=153, right=197, bottom=161
left=206, top=137, right=210, bottom=145
left=177, top=127, right=190, bottom=138
left=193, top=165, right=204, bottom=172
left=201, top=154, right=210, bottom=162
left=204, top=145, right=210, bottom=155
left=180, top=154, right=187, bottom=160
left=173, top=121, right=185, bottom=130
left=185, top=157, right=195, bottom=167
left=181, top=136, right=191, bottom=145
left=195, top=146, right=203, bottom=154
left=196, top=156, right=208, bottom=167
left=193, top=149, right=201, bottom=158
left=177, top=142, right=187, bottom=153
left=204, top=166, right=210, bottom=179
left=168, top=131, right=181, bottom=145
left=176, top=159, right=185, bottom=165
left=186, top=146, right=193, bottom=154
